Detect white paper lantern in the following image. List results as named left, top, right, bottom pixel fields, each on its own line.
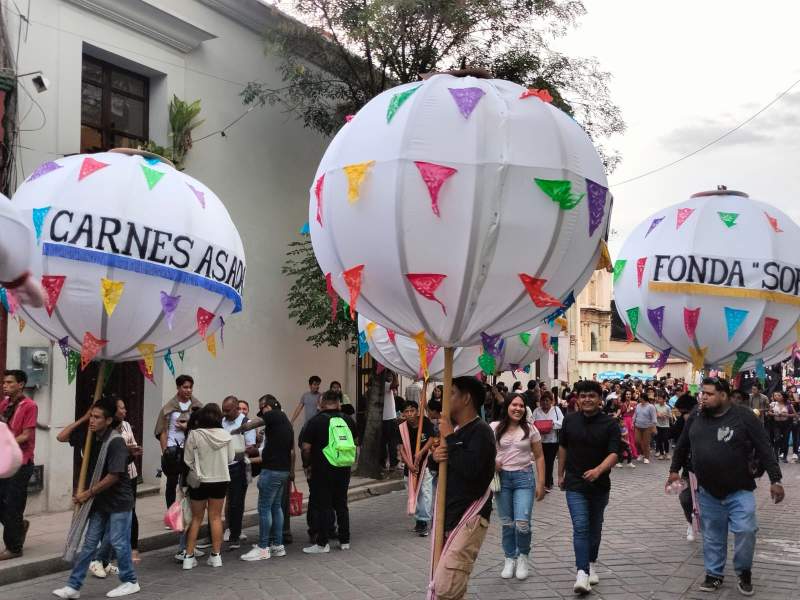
left=311, top=74, right=610, bottom=347
left=0, top=194, right=35, bottom=284
left=614, top=188, right=800, bottom=373
left=494, top=322, right=562, bottom=373
left=12, top=151, right=246, bottom=365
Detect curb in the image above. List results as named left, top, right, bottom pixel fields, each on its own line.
left=0, top=478, right=404, bottom=587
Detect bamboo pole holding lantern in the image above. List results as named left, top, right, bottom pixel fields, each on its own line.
left=432, top=347, right=454, bottom=571
left=74, top=361, right=109, bottom=515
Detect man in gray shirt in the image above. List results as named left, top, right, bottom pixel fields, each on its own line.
left=633, top=395, right=657, bottom=464
left=291, top=376, right=322, bottom=425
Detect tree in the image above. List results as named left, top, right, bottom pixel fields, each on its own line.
left=255, top=0, right=625, bottom=477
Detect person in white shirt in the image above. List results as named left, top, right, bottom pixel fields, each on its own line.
left=531, top=391, right=563, bottom=491
left=381, top=372, right=400, bottom=469
left=221, top=397, right=257, bottom=549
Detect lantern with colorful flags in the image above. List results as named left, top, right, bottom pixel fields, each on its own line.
left=613, top=188, right=800, bottom=372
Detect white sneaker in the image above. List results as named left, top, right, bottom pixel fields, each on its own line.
left=270, top=545, right=286, bottom=557
left=239, top=533, right=248, bottom=541
left=501, top=558, right=515, bottom=579
left=52, top=586, right=81, bottom=599
left=686, top=524, right=696, bottom=542
left=628, top=463, right=636, bottom=468
left=340, top=543, right=351, bottom=550
left=106, top=582, right=140, bottom=598
left=515, top=555, right=529, bottom=580
left=182, top=555, right=197, bottom=570
left=240, top=546, right=270, bottom=561
left=615, top=463, right=623, bottom=468
left=89, top=561, right=107, bottom=579
left=105, top=564, right=119, bottom=576
left=643, top=458, right=650, bottom=464
left=207, top=553, right=223, bottom=567
left=302, top=544, right=330, bottom=554
left=637, top=455, right=643, bottom=462
left=173, top=549, right=204, bottom=561
left=223, top=529, right=230, bottom=542
left=574, top=570, right=591, bottom=594
left=589, top=563, right=599, bottom=585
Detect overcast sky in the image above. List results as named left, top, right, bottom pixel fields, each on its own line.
left=557, top=0, right=800, bottom=254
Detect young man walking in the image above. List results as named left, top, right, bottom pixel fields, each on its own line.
left=291, top=375, right=322, bottom=425
left=221, top=396, right=257, bottom=549
left=53, top=395, right=139, bottom=598
left=0, top=369, right=37, bottom=560
left=668, top=377, right=784, bottom=596
left=558, top=380, right=620, bottom=595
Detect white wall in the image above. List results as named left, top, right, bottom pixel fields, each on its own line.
left=6, top=0, right=349, bottom=512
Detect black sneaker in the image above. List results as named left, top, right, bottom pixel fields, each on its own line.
left=414, top=520, right=425, bottom=534
left=699, top=575, right=724, bottom=592
left=737, top=571, right=754, bottom=596
left=418, top=523, right=430, bottom=537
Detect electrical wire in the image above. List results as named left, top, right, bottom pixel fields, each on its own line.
left=193, top=105, right=256, bottom=144
left=610, top=74, right=800, bottom=188
left=16, top=80, right=45, bottom=132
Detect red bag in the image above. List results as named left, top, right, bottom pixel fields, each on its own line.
left=164, top=499, right=184, bottom=532
left=289, top=482, right=303, bottom=517
left=533, top=419, right=554, bottom=435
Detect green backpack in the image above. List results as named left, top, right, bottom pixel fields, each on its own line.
left=323, top=415, right=356, bottom=467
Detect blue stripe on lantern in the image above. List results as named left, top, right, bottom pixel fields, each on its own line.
left=42, top=242, right=243, bottom=312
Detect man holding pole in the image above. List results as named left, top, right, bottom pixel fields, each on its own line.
left=430, top=376, right=496, bottom=600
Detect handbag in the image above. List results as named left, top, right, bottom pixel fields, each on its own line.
left=160, top=445, right=184, bottom=477
left=164, top=498, right=185, bottom=532
left=490, top=472, right=501, bottom=493
left=289, top=482, right=304, bottom=516
left=533, top=419, right=554, bottom=435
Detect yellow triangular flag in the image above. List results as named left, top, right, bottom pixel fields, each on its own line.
left=688, top=345, right=707, bottom=372
left=137, top=343, right=156, bottom=375
left=100, top=278, right=125, bottom=316
left=722, top=362, right=733, bottom=380
left=206, top=332, right=217, bottom=357
left=343, top=160, right=375, bottom=204
left=411, top=330, right=428, bottom=379
left=366, top=321, right=377, bottom=339
left=595, top=240, right=613, bottom=272
left=17, top=317, right=25, bottom=333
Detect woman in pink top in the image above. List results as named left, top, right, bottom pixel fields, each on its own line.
left=491, top=396, right=545, bottom=581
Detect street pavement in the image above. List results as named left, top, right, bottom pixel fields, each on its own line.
left=3, top=457, right=799, bottom=599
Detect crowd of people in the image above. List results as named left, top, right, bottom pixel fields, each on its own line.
left=0, top=367, right=795, bottom=598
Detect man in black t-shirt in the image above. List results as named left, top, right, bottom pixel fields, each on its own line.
left=53, top=397, right=138, bottom=599
left=558, top=380, right=620, bottom=595
left=430, top=377, right=496, bottom=600
left=300, top=391, right=357, bottom=554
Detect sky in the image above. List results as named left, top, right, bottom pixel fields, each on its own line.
left=556, top=0, right=800, bottom=254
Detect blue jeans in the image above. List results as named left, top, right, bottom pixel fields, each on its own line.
left=257, top=469, right=289, bottom=549
left=496, top=467, right=535, bottom=558
left=565, top=490, right=609, bottom=573
left=406, top=469, right=433, bottom=523
left=698, top=488, right=758, bottom=578
left=68, top=511, right=136, bottom=590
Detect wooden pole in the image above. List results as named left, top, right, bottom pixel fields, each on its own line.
left=415, top=378, right=429, bottom=456
left=75, top=362, right=108, bottom=506
left=432, top=347, right=453, bottom=571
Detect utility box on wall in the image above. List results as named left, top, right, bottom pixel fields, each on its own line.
left=20, top=346, right=50, bottom=389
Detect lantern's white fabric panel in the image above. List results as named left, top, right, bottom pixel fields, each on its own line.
left=495, top=322, right=561, bottom=372
left=312, top=75, right=610, bottom=347
left=12, top=152, right=246, bottom=361
left=0, top=194, right=35, bottom=283
left=614, top=190, right=800, bottom=369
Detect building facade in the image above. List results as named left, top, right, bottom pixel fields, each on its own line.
left=5, top=0, right=353, bottom=513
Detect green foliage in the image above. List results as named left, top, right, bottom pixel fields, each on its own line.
left=143, top=95, right=204, bottom=170
left=281, top=237, right=359, bottom=349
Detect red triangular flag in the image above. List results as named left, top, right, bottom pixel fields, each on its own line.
left=42, top=275, right=66, bottom=317
left=676, top=207, right=694, bottom=229
left=406, top=273, right=447, bottom=314
left=196, top=307, right=215, bottom=339
left=762, top=317, right=779, bottom=350
left=684, top=307, right=701, bottom=340
left=342, top=265, right=364, bottom=320
left=81, top=332, right=107, bottom=370
left=325, top=272, right=339, bottom=322
left=625, top=323, right=634, bottom=343
left=540, top=332, right=549, bottom=350
left=519, top=274, right=561, bottom=307
left=138, top=359, right=155, bottom=384
left=315, top=174, right=325, bottom=227
left=387, top=329, right=396, bottom=343
left=764, top=211, right=783, bottom=233
left=636, top=257, right=647, bottom=288
left=78, top=157, right=109, bottom=181
left=414, top=161, right=458, bottom=217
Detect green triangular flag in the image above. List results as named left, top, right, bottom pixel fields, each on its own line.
left=67, top=351, right=80, bottom=385
left=386, top=86, right=420, bottom=123
left=613, top=259, right=627, bottom=283
left=519, top=332, right=531, bottom=346
left=478, top=352, right=496, bottom=375
left=177, top=350, right=185, bottom=362
left=164, top=349, right=176, bottom=376
left=626, top=307, right=640, bottom=336
left=535, top=178, right=584, bottom=210
left=718, top=211, right=739, bottom=228
left=732, top=350, right=751, bottom=376
left=141, top=165, right=166, bottom=190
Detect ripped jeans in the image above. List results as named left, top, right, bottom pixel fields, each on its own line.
left=495, top=466, right=534, bottom=558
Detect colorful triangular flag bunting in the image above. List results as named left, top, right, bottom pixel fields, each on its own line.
left=646, top=216, right=665, bottom=237
left=78, top=157, right=109, bottom=181
left=519, top=332, right=531, bottom=346
left=764, top=211, right=783, bottom=233
left=206, top=332, right=217, bottom=357
left=647, top=306, right=665, bottom=338
left=448, top=87, right=485, bottom=119
left=650, top=347, right=672, bottom=372
left=164, top=349, right=176, bottom=376
left=676, top=207, right=694, bottom=229
left=67, top=350, right=80, bottom=384
left=386, top=86, right=420, bottom=123
left=187, top=183, right=205, bottom=209
left=636, top=257, right=647, bottom=288
left=138, top=359, right=155, bottom=384
left=325, top=273, right=339, bottom=322
left=612, top=259, right=626, bottom=283
left=100, top=278, right=125, bottom=317
left=42, top=275, right=66, bottom=317
left=684, top=307, right=701, bottom=339
left=137, top=343, right=156, bottom=376
left=80, top=332, right=107, bottom=370
left=626, top=307, right=640, bottom=337
left=718, top=212, right=738, bottom=228
left=415, top=161, right=458, bottom=217
left=519, top=88, right=553, bottom=102
left=342, top=265, right=365, bottom=319
left=28, top=160, right=61, bottom=182
left=762, top=316, right=778, bottom=349
left=343, top=161, right=375, bottom=204
left=732, top=351, right=751, bottom=376
left=406, top=273, right=447, bottom=314
left=17, top=317, right=25, bottom=333
left=535, top=178, right=584, bottom=210
left=411, top=330, right=429, bottom=379
left=160, top=292, right=180, bottom=330
left=519, top=274, right=561, bottom=307
left=197, top=308, right=215, bottom=339
left=314, top=174, right=325, bottom=226
left=585, top=179, right=607, bottom=236
left=478, top=352, right=496, bottom=375
left=140, top=165, right=165, bottom=190
left=32, top=207, right=51, bottom=244
left=688, top=345, right=707, bottom=371
left=723, top=307, right=748, bottom=341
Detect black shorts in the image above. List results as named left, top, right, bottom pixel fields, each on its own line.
left=188, top=481, right=228, bottom=501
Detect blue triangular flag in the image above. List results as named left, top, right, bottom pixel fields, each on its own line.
left=32, top=206, right=51, bottom=244
left=299, top=222, right=310, bottom=235
left=0, top=287, right=8, bottom=312
left=723, top=307, right=749, bottom=341
left=145, top=157, right=161, bottom=165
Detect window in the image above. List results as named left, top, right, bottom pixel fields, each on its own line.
left=610, top=300, right=627, bottom=340
left=590, top=331, right=598, bottom=352
left=81, top=56, right=149, bottom=153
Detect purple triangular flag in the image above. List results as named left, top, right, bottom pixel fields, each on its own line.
left=219, top=316, right=225, bottom=347
left=28, top=161, right=62, bottom=182
left=448, top=87, right=485, bottom=119
left=650, top=347, right=671, bottom=372
left=187, top=183, right=206, bottom=209
left=647, top=306, right=665, bottom=338
left=58, top=336, right=70, bottom=362
left=160, top=291, right=181, bottom=330
left=585, top=178, right=607, bottom=237
left=480, top=331, right=503, bottom=358
left=645, top=216, right=665, bottom=237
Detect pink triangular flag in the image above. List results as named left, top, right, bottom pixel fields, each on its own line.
left=78, top=157, right=109, bottom=181
left=387, top=329, right=396, bottom=343
left=762, top=317, right=779, bottom=350
left=196, top=307, right=215, bottom=339
left=187, top=183, right=206, bottom=209
left=314, top=174, right=325, bottom=226
left=764, top=211, right=783, bottom=233
left=684, top=307, right=701, bottom=340
left=425, top=344, right=440, bottom=367
left=406, top=273, right=447, bottom=315
left=414, top=162, right=458, bottom=217
left=636, top=257, right=647, bottom=288
left=676, top=207, right=694, bottom=229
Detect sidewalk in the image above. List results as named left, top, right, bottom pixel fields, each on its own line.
left=0, top=470, right=403, bottom=586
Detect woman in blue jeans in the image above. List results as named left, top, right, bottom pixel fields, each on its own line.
left=491, top=395, right=546, bottom=580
